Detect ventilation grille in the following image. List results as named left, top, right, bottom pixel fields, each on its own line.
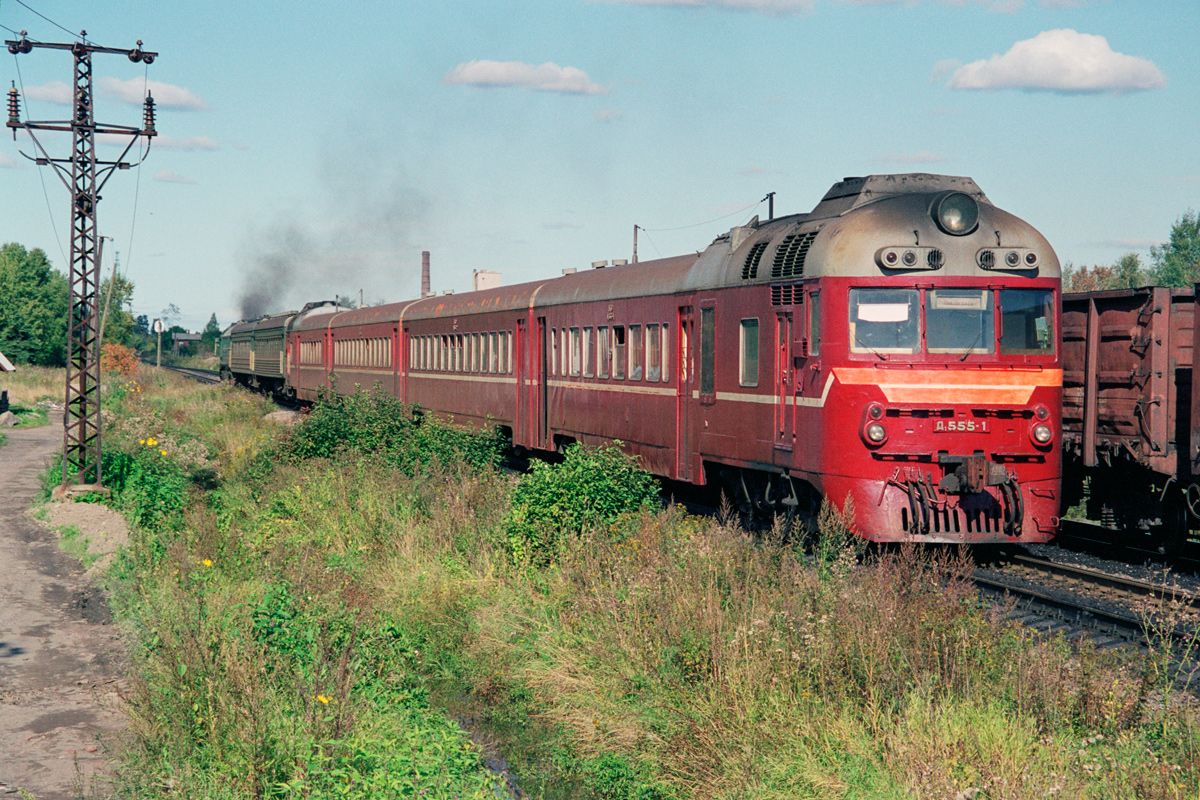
left=741, top=240, right=770, bottom=280
left=771, top=285, right=801, bottom=306
left=978, top=249, right=995, bottom=269
left=770, top=231, right=817, bottom=279
left=927, top=249, right=944, bottom=269
left=901, top=504, right=1003, bottom=535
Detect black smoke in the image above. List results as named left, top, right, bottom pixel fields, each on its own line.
left=236, top=128, right=428, bottom=320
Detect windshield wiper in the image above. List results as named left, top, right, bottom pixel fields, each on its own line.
left=959, top=325, right=985, bottom=361
left=854, top=330, right=886, bottom=361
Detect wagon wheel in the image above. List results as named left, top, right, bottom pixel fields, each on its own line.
left=1155, top=488, right=1193, bottom=559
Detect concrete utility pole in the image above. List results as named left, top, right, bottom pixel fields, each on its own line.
left=6, top=30, right=157, bottom=489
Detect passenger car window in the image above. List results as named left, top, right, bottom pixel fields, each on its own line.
left=597, top=326, right=610, bottom=378
left=629, top=325, right=643, bottom=380
left=646, top=324, right=661, bottom=382
left=613, top=327, right=626, bottom=379
left=740, top=319, right=759, bottom=386
left=700, top=307, right=715, bottom=396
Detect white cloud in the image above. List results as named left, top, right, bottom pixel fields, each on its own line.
left=155, top=171, right=196, bottom=184
left=153, top=135, right=220, bottom=151
left=595, top=109, right=624, bottom=123
left=0, top=153, right=16, bottom=168
left=98, top=77, right=208, bottom=109
left=874, top=150, right=947, bottom=164
left=946, top=29, right=1165, bottom=93
left=23, top=81, right=73, bottom=105
left=444, top=60, right=608, bottom=95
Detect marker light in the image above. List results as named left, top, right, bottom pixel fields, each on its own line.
left=1031, top=424, right=1053, bottom=445
left=933, top=192, right=980, bottom=236
left=866, top=422, right=887, bottom=443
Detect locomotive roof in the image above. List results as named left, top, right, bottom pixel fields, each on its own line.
left=290, top=172, right=1055, bottom=332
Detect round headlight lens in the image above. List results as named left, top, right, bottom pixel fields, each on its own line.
left=1032, top=424, right=1052, bottom=445
left=934, top=192, right=979, bottom=236
left=866, top=422, right=887, bottom=443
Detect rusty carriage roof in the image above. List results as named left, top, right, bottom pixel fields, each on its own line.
left=298, top=253, right=701, bottom=332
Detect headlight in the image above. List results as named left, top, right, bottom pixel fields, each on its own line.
left=866, top=422, right=887, bottom=443
left=1031, top=424, right=1053, bottom=445
left=933, top=192, right=979, bottom=236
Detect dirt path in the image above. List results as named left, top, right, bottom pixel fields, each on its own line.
left=0, top=420, right=127, bottom=799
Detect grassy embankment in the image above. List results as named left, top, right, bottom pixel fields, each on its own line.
left=0, top=364, right=62, bottom=445
left=73, top=368, right=1200, bottom=799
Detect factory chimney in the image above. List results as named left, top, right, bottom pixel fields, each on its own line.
left=421, top=251, right=431, bottom=298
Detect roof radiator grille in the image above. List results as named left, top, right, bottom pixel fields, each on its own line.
left=770, top=230, right=817, bottom=279
left=742, top=240, right=770, bottom=280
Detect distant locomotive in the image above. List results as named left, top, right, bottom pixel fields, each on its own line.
left=222, top=173, right=1063, bottom=544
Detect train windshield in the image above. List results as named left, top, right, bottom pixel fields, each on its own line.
left=999, top=289, right=1055, bottom=355
left=850, top=288, right=919, bottom=354
left=927, top=289, right=994, bottom=355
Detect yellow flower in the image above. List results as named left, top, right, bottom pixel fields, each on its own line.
left=317, top=695, right=330, bottom=704
left=202, top=559, right=212, bottom=567
left=147, top=437, right=158, bottom=446
left=139, top=439, right=146, bottom=445
left=160, top=450, right=167, bottom=456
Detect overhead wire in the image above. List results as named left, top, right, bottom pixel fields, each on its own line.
left=122, top=60, right=151, bottom=287
left=11, top=0, right=77, bottom=39
left=637, top=197, right=765, bottom=234
left=10, top=51, right=68, bottom=267
left=635, top=195, right=768, bottom=260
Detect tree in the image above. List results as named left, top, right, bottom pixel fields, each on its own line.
left=134, top=314, right=150, bottom=336
left=0, top=242, right=69, bottom=366
left=1063, top=254, right=1143, bottom=293
left=1149, top=210, right=1200, bottom=287
left=161, top=303, right=181, bottom=329
left=99, top=273, right=138, bottom=348
left=200, top=313, right=221, bottom=354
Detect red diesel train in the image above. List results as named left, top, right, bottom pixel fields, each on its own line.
left=222, top=173, right=1063, bottom=543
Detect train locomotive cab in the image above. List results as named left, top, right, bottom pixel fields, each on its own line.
left=784, top=175, right=1061, bottom=542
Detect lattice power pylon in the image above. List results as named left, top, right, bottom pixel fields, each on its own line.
left=6, top=30, right=157, bottom=488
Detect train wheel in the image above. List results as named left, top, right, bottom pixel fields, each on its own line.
left=1155, top=492, right=1191, bottom=558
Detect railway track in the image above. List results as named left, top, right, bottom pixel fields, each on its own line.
left=975, top=550, right=1200, bottom=653
left=144, top=361, right=223, bottom=384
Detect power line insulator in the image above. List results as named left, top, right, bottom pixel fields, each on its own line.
left=142, top=92, right=156, bottom=135
left=7, top=84, right=20, bottom=126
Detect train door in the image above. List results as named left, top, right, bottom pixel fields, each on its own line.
left=537, top=317, right=548, bottom=447
left=676, top=306, right=694, bottom=481
left=515, top=318, right=528, bottom=448
left=775, top=311, right=793, bottom=455
left=394, top=324, right=403, bottom=401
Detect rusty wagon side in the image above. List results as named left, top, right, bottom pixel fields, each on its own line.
left=1062, top=286, right=1199, bottom=551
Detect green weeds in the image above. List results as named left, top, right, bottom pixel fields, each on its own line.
left=78, top=373, right=1200, bottom=800
left=505, top=442, right=659, bottom=564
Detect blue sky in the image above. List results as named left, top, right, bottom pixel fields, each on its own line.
left=1, top=0, right=1196, bottom=331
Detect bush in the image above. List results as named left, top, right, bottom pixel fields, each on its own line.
left=287, top=388, right=503, bottom=475
left=104, top=440, right=188, bottom=531
left=504, top=442, right=659, bottom=564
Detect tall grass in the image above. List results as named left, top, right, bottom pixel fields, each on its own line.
left=2, top=364, right=64, bottom=405
left=88, top=378, right=1200, bottom=800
